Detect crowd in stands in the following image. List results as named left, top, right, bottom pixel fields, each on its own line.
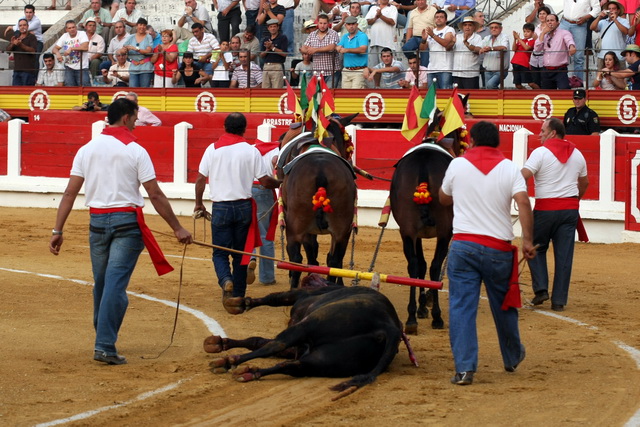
left=3, top=0, right=640, bottom=89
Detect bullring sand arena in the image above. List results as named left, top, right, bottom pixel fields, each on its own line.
left=1, top=206, right=640, bottom=426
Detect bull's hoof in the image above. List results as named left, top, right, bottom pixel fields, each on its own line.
left=223, top=296, right=246, bottom=315
left=404, top=322, right=418, bottom=335
left=431, top=318, right=445, bottom=330
left=417, top=306, right=429, bottom=319
left=232, top=365, right=260, bottom=382
left=203, top=335, right=225, bottom=353
left=209, top=357, right=231, bottom=373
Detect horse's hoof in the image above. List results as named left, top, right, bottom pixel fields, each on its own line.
left=431, top=319, right=445, bottom=330
left=417, top=307, right=429, bottom=319
left=404, top=323, right=418, bottom=335
left=203, top=335, right=225, bottom=353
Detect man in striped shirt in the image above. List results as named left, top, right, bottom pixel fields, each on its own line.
left=230, top=48, right=263, bottom=87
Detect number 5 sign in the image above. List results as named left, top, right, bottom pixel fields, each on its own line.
left=195, top=92, right=217, bottom=112
left=29, top=89, right=50, bottom=111
left=363, top=93, right=385, bottom=121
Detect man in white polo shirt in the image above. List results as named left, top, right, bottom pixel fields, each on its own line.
left=49, top=98, right=192, bottom=365
left=195, top=113, right=280, bottom=314
left=440, top=120, right=535, bottom=386
left=522, top=117, right=589, bottom=312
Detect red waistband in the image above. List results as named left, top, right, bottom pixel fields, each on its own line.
left=453, top=233, right=521, bottom=310
left=90, top=207, right=136, bottom=214
left=545, top=65, right=568, bottom=70
left=534, top=197, right=579, bottom=211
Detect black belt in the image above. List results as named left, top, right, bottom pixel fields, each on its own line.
left=344, top=66, right=367, bottom=70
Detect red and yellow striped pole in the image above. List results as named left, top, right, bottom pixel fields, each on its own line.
left=276, top=262, right=442, bottom=289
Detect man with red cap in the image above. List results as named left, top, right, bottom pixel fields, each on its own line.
left=440, top=120, right=535, bottom=386
left=522, top=117, right=589, bottom=312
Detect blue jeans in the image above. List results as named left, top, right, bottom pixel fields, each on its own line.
left=402, top=36, right=429, bottom=68
left=559, top=19, right=587, bottom=81
left=428, top=72, right=452, bottom=89
left=448, top=240, right=524, bottom=373
left=195, top=60, right=214, bottom=76
left=484, top=69, right=508, bottom=89
left=283, top=9, right=295, bottom=54
left=211, top=199, right=253, bottom=297
left=128, top=71, right=153, bottom=88
left=12, top=71, right=36, bottom=86
left=89, top=212, right=144, bottom=356
left=251, top=185, right=276, bottom=283
left=64, top=66, right=91, bottom=86
left=527, top=209, right=579, bottom=306
left=324, top=71, right=341, bottom=89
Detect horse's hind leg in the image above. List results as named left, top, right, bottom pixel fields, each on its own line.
left=302, top=234, right=319, bottom=266
left=326, top=232, right=350, bottom=286
left=415, top=240, right=429, bottom=319
left=428, top=235, right=451, bottom=329
left=402, top=236, right=424, bottom=334
left=286, top=238, right=303, bottom=288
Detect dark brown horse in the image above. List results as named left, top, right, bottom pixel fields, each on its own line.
left=278, top=114, right=359, bottom=288
left=389, top=101, right=468, bottom=334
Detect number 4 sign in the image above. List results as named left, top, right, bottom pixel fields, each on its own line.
left=29, top=89, right=50, bottom=111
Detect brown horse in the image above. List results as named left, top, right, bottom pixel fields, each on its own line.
left=389, top=101, right=468, bottom=334
left=278, top=114, right=359, bottom=288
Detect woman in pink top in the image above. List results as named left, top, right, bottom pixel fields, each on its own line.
left=151, top=30, right=179, bottom=88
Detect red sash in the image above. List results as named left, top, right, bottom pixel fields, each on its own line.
left=242, top=198, right=263, bottom=265
left=89, top=206, right=174, bottom=276
left=463, top=146, right=506, bottom=175
left=543, top=138, right=576, bottom=163
left=534, top=197, right=589, bottom=242
left=453, top=233, right=521, bottom=310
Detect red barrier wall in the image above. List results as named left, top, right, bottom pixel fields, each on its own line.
left=21, top=124, right=90, bottom=177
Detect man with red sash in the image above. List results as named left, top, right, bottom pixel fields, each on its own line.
left=522, top=117, right=589, bottom=312
left=49, top=98, right=193, bottom=365
left=195, top=113, right=280, bottom=314
left=440, top=121, right=536, bottom=386
left=247, top=140, right=280, bottom=286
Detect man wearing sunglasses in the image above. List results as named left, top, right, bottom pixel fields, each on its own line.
left=533, top=13, right=576, bottom=89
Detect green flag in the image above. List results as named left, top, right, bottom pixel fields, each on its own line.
left=420, top=82, right=437, bottom=123
left=299, top=73, right=309, bottom=111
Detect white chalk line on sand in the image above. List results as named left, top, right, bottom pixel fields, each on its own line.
left=0, top=266, right=225, bottom=427
left=3, top=267, right=640, bottom=425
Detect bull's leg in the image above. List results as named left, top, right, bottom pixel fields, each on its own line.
left=428, top=235, right=451, bottom=329
left=286, top=237, right=303, bottom=288
left=204, top=335, right=273, bottom=353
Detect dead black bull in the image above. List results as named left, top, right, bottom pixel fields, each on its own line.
left=205, top=276, right=416, bottom=399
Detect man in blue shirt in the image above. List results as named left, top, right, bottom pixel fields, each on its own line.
left=336, top=16, right=369, bottom=88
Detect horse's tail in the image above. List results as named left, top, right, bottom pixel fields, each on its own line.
left=414, top=180, right=436, bottom=227
left=312, top=175, right=331, bottom=230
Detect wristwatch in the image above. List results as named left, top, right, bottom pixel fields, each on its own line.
left=52, top=229, right=63, bottom=235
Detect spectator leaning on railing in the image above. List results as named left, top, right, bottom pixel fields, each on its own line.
left=399, top=56, right=429, bottom=89
left=453, top=16, right=483, bottom=89
left=363, top=47, right=405, bottom=89
left=230, top=48, right=263, bottom=87
left=594, top=50, right=627, bottom=89
left=337, top=15, right=369, bottom=89
left=52, top=20, right=90, bottom=87
left=101, top=51, right=130, bottom=86
left=36, top=53, right=64, bottom=87
left=533, top=13, right=576, bottom=89
left=480, top=19, right=509, bottom=89
left=610, top=44, right=640, bottom=89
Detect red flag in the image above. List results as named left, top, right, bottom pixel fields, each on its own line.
left=400, top=85, right=427, bottom=144
left=305, top=74, right=318, bottom=102
left=319, top=76, right=335, bottom=111
left=438, top=86, right=465, bottom=141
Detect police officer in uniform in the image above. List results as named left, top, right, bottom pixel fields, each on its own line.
left=563, top=89, right=601, bottom=135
